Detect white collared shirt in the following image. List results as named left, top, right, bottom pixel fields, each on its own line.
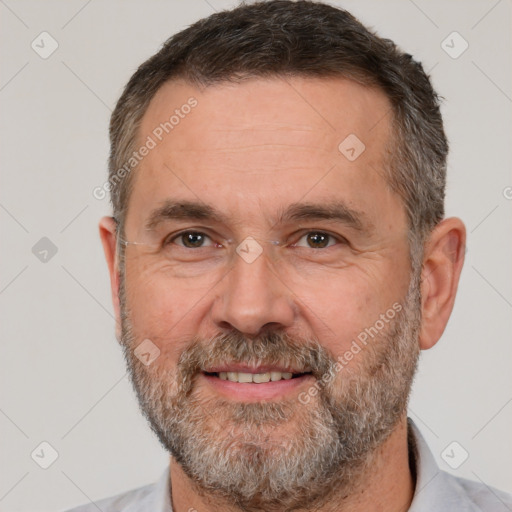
left=64, top=418, right=512, bottom=511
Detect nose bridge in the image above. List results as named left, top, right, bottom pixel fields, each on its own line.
left=212, top=240, right=295, bottom=335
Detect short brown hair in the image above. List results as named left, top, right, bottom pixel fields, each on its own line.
left=109, top=0, right=447, bottom=271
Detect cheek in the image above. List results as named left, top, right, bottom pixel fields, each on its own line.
left=294, top=269, right=397, bottom=357
left=124, top=255, right=207, bottom=309
left=122, top=263, right=208, bottom=356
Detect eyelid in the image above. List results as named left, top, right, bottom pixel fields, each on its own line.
left=290, top=230, right=348, bottom=248
left=166, top=228, right=348, bottom=248
left=165, top=229, right=232, bottom=248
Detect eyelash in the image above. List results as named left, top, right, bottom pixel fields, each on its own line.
left=164, top=230, right=347, bottom=249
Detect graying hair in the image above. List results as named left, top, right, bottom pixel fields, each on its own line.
left=109, top=0, right=447, bottom=274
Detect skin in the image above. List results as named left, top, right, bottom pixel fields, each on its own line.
left=99, top=76, right=466, bottom=512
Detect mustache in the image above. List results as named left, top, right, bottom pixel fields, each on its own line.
left=175, top=330, right=336, bottom=390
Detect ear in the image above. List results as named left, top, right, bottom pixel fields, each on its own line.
left=99, top=216, right=122, bottom=342
left=418, top=217, right=466, bottom=350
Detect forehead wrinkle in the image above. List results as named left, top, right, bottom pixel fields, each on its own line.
left=166, top=144, right=336, bottom=154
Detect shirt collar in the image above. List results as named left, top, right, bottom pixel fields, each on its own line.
left=152, top=464, right=172, bottom=512
left=407, top=418, right=482, bottom=511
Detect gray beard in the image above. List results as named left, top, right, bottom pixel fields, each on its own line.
left=118, top=272, right=421, bottom=512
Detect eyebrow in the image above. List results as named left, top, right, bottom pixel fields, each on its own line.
left=278, top=201, right=372, bottom=232
left=145, top=200, right=229, bottom=231
left=144, top=199, right=373, bottom=233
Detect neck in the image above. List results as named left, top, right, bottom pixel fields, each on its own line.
left=168, top=415, right=415, bottom=512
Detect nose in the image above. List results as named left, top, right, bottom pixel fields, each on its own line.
left=210, top=245, right=296, bottom=336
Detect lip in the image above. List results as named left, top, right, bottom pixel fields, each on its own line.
left=203, top=364, right=309, bottom=374
left=200, top=372, right=315, bottom=401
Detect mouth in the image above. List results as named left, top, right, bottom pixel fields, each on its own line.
left=200, top=365, right=315, bottom=400
left=203, top=370, right=310, bottom=383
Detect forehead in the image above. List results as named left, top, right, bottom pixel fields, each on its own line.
left=140, top=76, right=392, bottom=154
left=126, top=76, right=404, bottom=236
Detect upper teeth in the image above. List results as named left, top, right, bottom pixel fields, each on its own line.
left=218, top=371, right=293, bottom=383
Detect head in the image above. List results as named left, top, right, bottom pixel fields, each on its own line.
left=99, top=1, right=466, bottom=510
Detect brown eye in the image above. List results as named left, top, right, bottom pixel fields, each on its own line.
left=168, top=231, right=214, bottom=248
left=306, top=232, right=331, bottom=249
left=293, top=231, right=340, bottom=249
left=182, top=232, right=205, bottom=248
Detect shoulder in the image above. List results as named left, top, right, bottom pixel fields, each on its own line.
left=450, top=473, right=512, bottom=511
left=407, top=418, right=512, bottom=511
left=62, top=481, right=158, bottom=512
left=417, top=467, right=512, bottom=512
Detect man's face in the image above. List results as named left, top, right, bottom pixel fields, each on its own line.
left=118, top=77, right=421, bottom=510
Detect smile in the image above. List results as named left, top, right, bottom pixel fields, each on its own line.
left=205, top=370, right=310, bottom=383
left=200, top=365, right=314, bottom=400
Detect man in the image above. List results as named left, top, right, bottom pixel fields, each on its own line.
left=67, top=1, right=512, bottom=511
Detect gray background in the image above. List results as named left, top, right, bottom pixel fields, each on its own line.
left=0, top=1, right=511, bottom=511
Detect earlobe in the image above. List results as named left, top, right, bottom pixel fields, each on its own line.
left=418, top=217, right=466, bottom=350
left=99, top=216, right=122, bottom=341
